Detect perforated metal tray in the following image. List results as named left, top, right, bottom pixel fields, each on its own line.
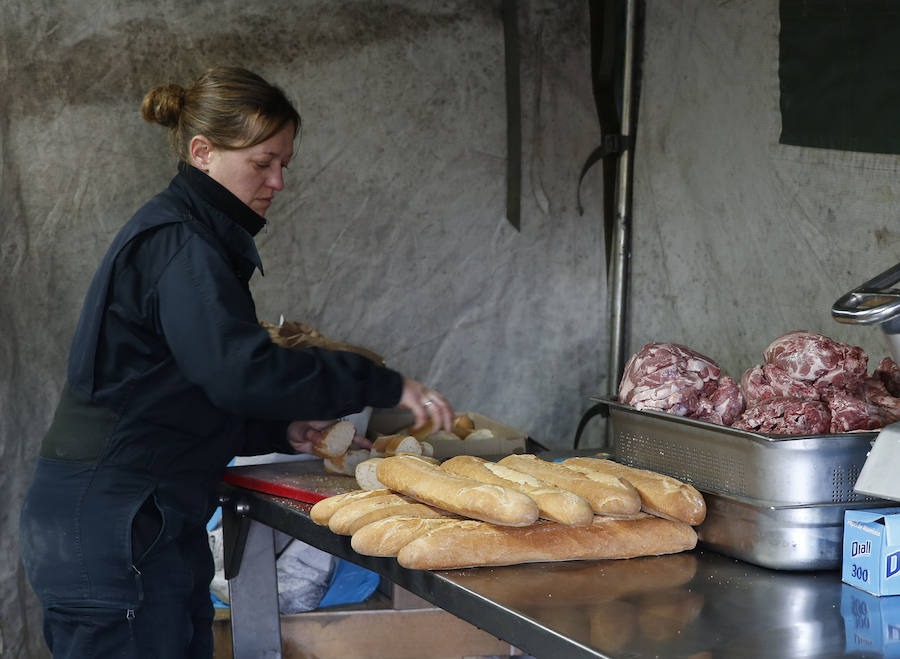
left=595, top=397, right=879, bottom=505
left=592, top=397, right=889, bottom=569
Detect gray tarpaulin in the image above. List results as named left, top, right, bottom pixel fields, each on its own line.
left=2, top=2, right=604, bottom=655
left=6, top=1, right=900, bottom=656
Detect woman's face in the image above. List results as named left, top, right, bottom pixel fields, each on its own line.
left=205, top=123, right=295, bottom=217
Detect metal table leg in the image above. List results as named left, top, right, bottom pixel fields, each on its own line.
left=225, top=510, right=282, bottom=658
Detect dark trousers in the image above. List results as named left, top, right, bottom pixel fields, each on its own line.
left=39, top=525, right=215, bottom=659
left=21, top=460, right=216, bottom=659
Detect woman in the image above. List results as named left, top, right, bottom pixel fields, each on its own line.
left=20, top=67, right=453, bottom=658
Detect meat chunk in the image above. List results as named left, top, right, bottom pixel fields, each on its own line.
left=762, top=330, right=868, bottom=392
left=732, top=398, right=831, bottom=435
left=826, top=391, right=885, bottom=433
left=694, top=375, right=744, bottom=426
left=861, top=376, right=900, bottom=424
left=619, top=342, right=742, bottom=423
left=619, top=342, right=720, bottom=407
left=740, top=363, right=818, bottom=406
left=874, top=357, right=900, bottom=397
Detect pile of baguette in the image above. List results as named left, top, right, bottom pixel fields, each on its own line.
left=311, top=452, right=705, bottom=570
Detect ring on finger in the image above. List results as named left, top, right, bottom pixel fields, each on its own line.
left=423, top=399, right=434, bottom=407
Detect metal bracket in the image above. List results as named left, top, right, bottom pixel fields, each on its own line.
left=221, top=492, right=252, bottom=580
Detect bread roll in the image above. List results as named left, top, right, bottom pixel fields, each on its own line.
left=561, top=457, right=706, bottom=525
left=351, top=517, right=479, bottom=557
left=309, top=489, right=392, bottom=525
left=355, top=457, right=386, bottom=491
left=312, top=420, right=356, bottom=458
left=376, top=455, right=539, bottom=526
left=327, top=493, right=412, bottom=534
left=440, top=456, right=593, bottom=526
left=497, top=454, right=641, bottom=516
left=397, top=515, right=698, bottom=570
left=323, top=448, right=370, bottom=476
left=451, top=414, right=475, bottom=439
left=371, top=434, right=422, bottom=457
left=420, top=441, right=434, bottom=457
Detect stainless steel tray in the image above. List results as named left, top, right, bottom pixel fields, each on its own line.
left=594, top=396, right=880, bottom=505
left=698, top=493, right=875, bottom=571
left=591, top=397, right=890, bottom=570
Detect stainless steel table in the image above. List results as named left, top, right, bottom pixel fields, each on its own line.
left=220, top=484, right=895, bottom=659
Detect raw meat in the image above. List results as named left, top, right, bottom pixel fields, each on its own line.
left=762, top=330, right=868, bottom=392
left=620, top=331, right=900, bottom=436
left=732, top=398, right=831, bottom=435
left=618, top=342, right=742, bottom=423
left=740, top=363, right=818, bottom=406
left=694, top=375, right=744, bottom=426
left=874, top=357, right=900, bottom=397
left=861, top=376, right=900, bottom=424
left=826, top=391, right=885, bottom=433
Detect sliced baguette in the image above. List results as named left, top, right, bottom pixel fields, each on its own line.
left=355, top=457, right=386, bottom=491
left=312, top=420, right=356, bottom=458
left=371, top=434, right=423, bottom=457
left=323, top=448, right=371, bottom=476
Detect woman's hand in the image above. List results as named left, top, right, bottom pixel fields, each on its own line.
left=398, top=377, right=454, bottom=433
left=287, top=420, right=372, bottom=454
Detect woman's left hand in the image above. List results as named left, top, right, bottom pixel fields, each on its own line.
left=287, top=420, right=372, bottom=453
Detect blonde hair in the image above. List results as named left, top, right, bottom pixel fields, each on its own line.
left=141, top=67, right=301, bottom=160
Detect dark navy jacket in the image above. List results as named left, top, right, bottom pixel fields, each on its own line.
left=22, top=162, right=402, bottom=607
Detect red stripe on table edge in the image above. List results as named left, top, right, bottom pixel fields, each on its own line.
left=221, top=472, right=328, bottom=503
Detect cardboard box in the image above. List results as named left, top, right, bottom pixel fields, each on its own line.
left=842, top=507, right=900, bottom=596
left=368, top=409, right=528, bottom=460
left=841, top=584, right=900, bottom=656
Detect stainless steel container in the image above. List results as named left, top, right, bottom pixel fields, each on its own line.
left=595, top=397, right=888, bottom=570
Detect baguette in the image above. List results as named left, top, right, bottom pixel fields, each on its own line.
left=355, top=457, right=386, bottom=491
left=351, top=517, right=479, bottom=557
left=376, top=455, right=539, bottom=526
left=396, top=515, right=698, bottom=570
left=561, top=457, right=706, bottom=525
left=327, top=493, right=413, bottom=534
left=323, top=448, right=370, bottom=476
left=309, top=489, right=393, bottom=525
left=497, top=454, right=641, bottom=516
left=312, top=420, right=356, bottom=458
left=333, top=502, right=450, bottom=535
left=371, top=434, right=422, bottom=457
left=440, top=456, right=593, bottom=526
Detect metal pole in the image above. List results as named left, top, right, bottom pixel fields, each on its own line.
left=606, top=0, right=636, bottom=439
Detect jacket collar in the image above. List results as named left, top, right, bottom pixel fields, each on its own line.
left=172, top=161, right=266, bottom=276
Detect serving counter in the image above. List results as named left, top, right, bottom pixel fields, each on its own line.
left=219, top=483, right=893, bottom=659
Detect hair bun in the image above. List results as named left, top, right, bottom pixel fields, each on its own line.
left=140, top=84, right=185, bottom=128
